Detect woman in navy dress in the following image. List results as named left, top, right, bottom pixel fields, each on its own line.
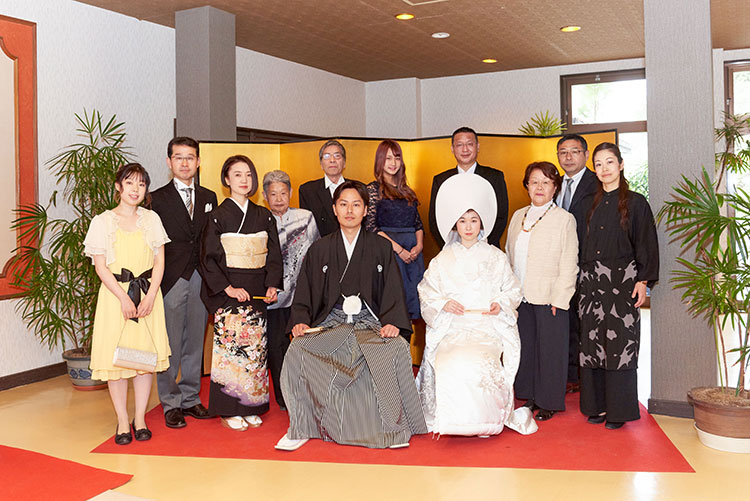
left=365, top=140, right=424, bottom=322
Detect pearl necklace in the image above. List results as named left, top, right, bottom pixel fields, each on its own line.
left=521, top=204, right=553, bottom=233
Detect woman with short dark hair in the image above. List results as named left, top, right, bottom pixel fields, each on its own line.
left=506, top=161, right=579, bottom=422
left=200, top=155, right=283, bottom=431
left=84, top=163, right=171, bottom=445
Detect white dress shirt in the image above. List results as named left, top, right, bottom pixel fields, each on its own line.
left=325, top=175, right=345, bottom=197
left=457, top=162, right=477, bottom=175
left=174, top=178, right=195, bottom=207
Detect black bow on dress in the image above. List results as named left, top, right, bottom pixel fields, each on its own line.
left=114, top=268, right=152, bottom=323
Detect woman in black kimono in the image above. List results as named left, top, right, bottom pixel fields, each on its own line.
left=578, top=142, right=658, bottom=430
left=200, top=155, right=283, bottom=431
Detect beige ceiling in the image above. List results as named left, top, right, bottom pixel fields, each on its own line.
left=77, top=0, right=749, bottom=82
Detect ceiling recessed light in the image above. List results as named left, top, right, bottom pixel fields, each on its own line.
left=395, top=13, right=414, bottom=20
left=482, top=58, right=497, bottom=64
left=560, top=25, right=581, bottom=32
left=431, top=32, right=450, bottom=39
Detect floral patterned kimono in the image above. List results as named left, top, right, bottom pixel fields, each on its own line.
left=200, top=198, right=283, bottom=417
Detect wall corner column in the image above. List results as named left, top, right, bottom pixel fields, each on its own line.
left=175, top=6, right=236, bottom=141
left=644, top=0, right=716, bottom=416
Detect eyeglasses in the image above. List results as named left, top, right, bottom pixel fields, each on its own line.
left=557, top=149, right=584, bottom=157
left=171, top=155, right=197, bottom=163
left=322, top=152, right=343, bottom=160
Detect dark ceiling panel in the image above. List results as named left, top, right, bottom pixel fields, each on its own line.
left=75, top=0, right=745, bottom=81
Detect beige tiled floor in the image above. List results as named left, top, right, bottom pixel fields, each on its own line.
left=1, top=370, right=749, bottom=501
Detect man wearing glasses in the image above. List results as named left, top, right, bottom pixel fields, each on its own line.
left=555, top=133, right=597, bottom=393
left=428, top=127, right=509, bottom=249
left=299, top=139, right=351, bottom=237
left=151, top=137, right=218, bottom=428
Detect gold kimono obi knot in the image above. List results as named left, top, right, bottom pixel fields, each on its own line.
left=220, top=231, right=268, bottom=269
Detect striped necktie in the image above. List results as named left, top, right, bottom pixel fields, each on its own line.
left=181, top=187, right=193, bottom=218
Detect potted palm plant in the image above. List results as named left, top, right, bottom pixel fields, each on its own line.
left=658, top=112, right=750, bottom=452
left=518, top=110, right=566, bottom=136
left=11, top=110, right=131, bottom=389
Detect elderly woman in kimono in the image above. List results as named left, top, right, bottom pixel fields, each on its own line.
left=275, top=180, right=427, bottom=451
left=416, top=174, right=537, bottom=437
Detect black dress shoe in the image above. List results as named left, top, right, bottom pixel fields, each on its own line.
left=114, top=425, right=132, bottom=445
left=183, top=403, right=212, bottom=419
left=164, top=408, right=187, bottom=428
left=535, top=409, right=556, bottom=421
left=132, top=421, right=152, bottom=441
left=587, top=415, right=606, bottom=424
left=605, top=421, right=625, bottom=430
left=523, top=400, right=538, bottom=411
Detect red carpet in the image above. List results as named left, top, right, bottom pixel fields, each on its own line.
left=0, top=444, right=132, bottom=500
left=92, top=377, right=693, bottom=472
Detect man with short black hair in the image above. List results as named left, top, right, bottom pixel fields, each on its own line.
left=275, top=180, right=426, bottom=451
left=151, top=137, right=218, bottom=428
left=555, top=133, right=597, bottom=391
left=428, top=127, right=508, bottom=248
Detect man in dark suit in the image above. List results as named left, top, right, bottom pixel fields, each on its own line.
left=151, top=137, right=218, bottom=428
left=555, top=133, right=597, bottom=392
left=428, top=127, right=508, bottom=249
left=298, top=139, right=348, bottom=237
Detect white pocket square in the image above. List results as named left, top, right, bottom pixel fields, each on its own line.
left=204, top=203, right=212, bottom=212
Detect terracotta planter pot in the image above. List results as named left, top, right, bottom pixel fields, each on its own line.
left=688, top=387, right=750, bottom=438
left=62, top=348, right=106, bottom=391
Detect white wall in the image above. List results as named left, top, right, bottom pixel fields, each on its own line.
left=420, top=58, right=645, bottom=137
left=0, top=0, right=176, bottom=377
left=236, top=48, right=366, bottom=137
left=365, top=78, right=421, bottom=138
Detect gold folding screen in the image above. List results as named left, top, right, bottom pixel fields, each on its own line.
left=200, top=131, right=616, bottom=260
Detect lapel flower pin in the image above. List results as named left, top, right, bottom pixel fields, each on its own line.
left=205, top=203, right=212, bottom=212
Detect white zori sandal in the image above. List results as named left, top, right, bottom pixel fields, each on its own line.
left=243, top=415, right=262, bottom=427
left=221, top=416, right=248, bottom=431
left=274, top=433, right=309, bottom=451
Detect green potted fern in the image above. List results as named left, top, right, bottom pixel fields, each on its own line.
left=11, top=110, right=131, bottom=389
left=658, top=112, right=750, bottom=452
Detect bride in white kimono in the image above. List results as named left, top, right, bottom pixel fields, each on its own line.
left=416, top=174, right=537, bottom=437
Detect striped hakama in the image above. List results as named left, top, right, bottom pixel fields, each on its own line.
left=281, top=309, right=427, bottom=448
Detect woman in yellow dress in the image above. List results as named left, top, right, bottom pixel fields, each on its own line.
left=84, top=163, right=171, bottom=445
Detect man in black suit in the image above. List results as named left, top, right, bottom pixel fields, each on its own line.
left=298, top=139, right=348, bottom=237
left=428, top=127, right=508, bottom=248
left=151, top=137, right=218, bottom=428
left=555, top=133, right=597, bottom=391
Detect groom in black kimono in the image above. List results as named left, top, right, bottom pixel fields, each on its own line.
left=275, top=180, right=427, bottom=451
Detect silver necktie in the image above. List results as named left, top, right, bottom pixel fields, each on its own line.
left=562, top=178, right=573, bottom=211
left=181, top=187, right=193, bottom=218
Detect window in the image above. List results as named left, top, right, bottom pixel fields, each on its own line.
left=561, top=69, right=648, bottom=199
left=725, top=61, right=750, bottom=194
